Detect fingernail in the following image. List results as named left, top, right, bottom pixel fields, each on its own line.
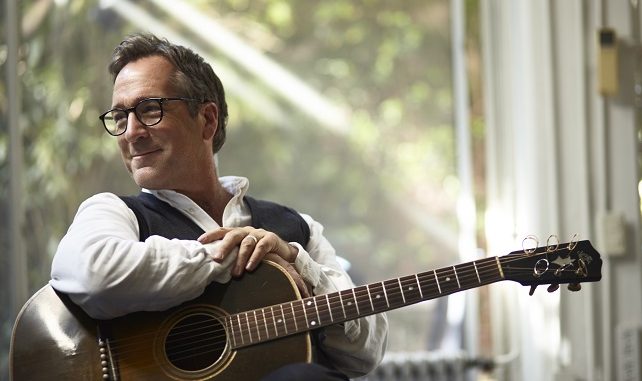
left=246, top=261, right=254, bottom=271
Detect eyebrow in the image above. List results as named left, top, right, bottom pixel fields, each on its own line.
left=110, top=96, right=163, bottom=109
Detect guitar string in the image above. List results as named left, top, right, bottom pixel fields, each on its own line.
left=224, top=247, right=581, bottom=342
left=104, top=249, right=579, bottom=355
left=111, top=265, right=585, bottom=379
left=104, top=249, right=584, bottom=364
left=107, top=264, right=582, bottom=376
left=111, top=263, right=581, bottom=379
left=105, top=252, right=576, bottom=362
left=105, top=255, right=506, bottom=353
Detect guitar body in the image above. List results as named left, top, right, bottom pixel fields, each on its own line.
left=10, top=261, right=311, bottom=381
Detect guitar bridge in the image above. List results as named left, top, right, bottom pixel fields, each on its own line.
left=97, top=324, right=119, bottom=380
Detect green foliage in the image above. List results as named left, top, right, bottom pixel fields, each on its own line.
left=213, top=0, right=459, bottom=283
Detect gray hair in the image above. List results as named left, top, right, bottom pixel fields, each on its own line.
left=108, top=33, right=228, bottom=153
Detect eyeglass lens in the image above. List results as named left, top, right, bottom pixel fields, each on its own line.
left=103, top=98, right=163, bottom=135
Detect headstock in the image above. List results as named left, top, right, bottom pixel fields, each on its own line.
left=500, top=238, right=602, bottom=294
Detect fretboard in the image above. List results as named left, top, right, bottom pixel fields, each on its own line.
left=225, top=256, right=505, bottom=349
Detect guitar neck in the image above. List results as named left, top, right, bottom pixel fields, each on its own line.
left=226, top=256, right=505, bottom=349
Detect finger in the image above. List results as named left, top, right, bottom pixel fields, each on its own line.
left=258, top=231, right=293, bottom=262
left=197, top=227, right=231, bottom=244
left=233, top=236, right=258, bottom=277
left=212, top=229, right=248, bottom=261
left=240, top=235, right=263, bottom=273
left=245, top=233, right=279, bottom=271
left=245, top=250, right=266, bottom=272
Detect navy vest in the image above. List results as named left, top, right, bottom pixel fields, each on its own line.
left=119, top=192, right=310, bottom=246
left=118, top=192, right=336, bottom=369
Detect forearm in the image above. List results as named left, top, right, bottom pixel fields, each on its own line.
left=290, top=215, right=389, bottom=376
left=50, top=193, right=235, bottom=319
left=294, top=249, right=388, bottom=376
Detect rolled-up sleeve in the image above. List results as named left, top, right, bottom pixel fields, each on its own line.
left=50, top=192, right=236, bottom=319
left=292, top=214, right=388, bottom=378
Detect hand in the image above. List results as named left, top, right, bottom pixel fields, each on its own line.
left=197, top=227, right=299, bottom=277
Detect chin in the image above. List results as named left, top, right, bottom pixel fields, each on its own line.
left=131, top=168, right=166, bottom=190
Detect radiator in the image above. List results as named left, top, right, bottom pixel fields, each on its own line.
left=356, top=351, right=494, bottom=381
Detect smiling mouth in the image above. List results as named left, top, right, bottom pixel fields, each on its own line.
left=131, top=149, right=161, bottom=158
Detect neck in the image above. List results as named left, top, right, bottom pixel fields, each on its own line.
left=176, top=170, right=232, bottom=226
left=186, top=180, right=232, bottom=226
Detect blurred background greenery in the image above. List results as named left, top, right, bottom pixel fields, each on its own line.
left=0, top=0, right=486, bottom=379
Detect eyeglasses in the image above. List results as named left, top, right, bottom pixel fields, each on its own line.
left=99, top=97, right=203, bottom=136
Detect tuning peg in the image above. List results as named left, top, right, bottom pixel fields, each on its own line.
left=567, top=283, right=582, bottom=292
left=529, top=285, right=538, bottom=296
left=547, top=284, right=560, bottom=293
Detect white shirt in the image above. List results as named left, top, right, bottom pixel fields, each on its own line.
left=50, top=176, right=388, bottom=377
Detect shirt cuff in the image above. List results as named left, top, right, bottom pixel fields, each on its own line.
left=289, top=242, right=321, bottom=288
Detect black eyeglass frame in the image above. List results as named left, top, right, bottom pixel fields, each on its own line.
left=99, top=97, right=205, bottom=136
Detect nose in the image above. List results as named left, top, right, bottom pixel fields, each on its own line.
left=123, top=112, right=149, bottom=142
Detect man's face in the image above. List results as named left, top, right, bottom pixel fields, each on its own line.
left=112, top=55, right=210, bottom=191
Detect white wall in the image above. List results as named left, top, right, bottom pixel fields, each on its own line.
left=481, top=0, right=642, bottom=380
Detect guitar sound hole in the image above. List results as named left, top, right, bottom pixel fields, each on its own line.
left=165, top=313, right=226, bottom=372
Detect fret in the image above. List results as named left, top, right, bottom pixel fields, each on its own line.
left=495, top=257, right=505, bottom=278
left=366, top=285, right=375, bottom=311
left=325, top=294, right=334, bottom=322
left=434, top=270, right=442, bottom=294
left=327, top=292, right=344, bottom=321
left=454, top=262, right=478, bottom=290
left=226, top=316, right=238, bottom=348
left=338, top=291, right=347, bottom=318
left=453, top=266, right=461, bottom=288
left=399, top=275, right=422, bottom=302
left=292, top=300, right=309, bottom=332
left=340, top=289, right=359, bottom=319
left=352, top=288, right=361, bottom=315
left=290, top=302, right=300, bottom=331
left=397, top=278, right=406, bottom=304
left=279, top=304, right=289, bottom=335
left=381, top=281, right=390, bottom=307
left=473, top=261, right=481, bottom=283
left=418, top=271, right=440, bottom=299
left=368, top=282, right=388, bottom=312
left=435, top=267, right=459, bottom=294
left=316, top=295, right=332, bottom=326
left=270, top=306, right=279, bottom=337
left=253, top=310, right=261, bottom=341
left=415, top=274, right=424, bottom=298
left=245, top=312, right=254, bottom=343
left=236, top=314, right=245, bottom=345
left=478, top=257, right=504, bottom=283
left=355, top=286, right=371, bottom=315
left=383, top=279, right=403, bottom=308
left=313, top=297, right=322, bottom=326
left=261, top=309, right=269, bottom=339
left=301, top=300, right=310, bottom=328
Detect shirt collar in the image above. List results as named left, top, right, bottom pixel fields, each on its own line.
left=143, top=175, right=250, bottom=214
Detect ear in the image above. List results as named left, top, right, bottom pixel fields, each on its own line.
left=200, top=102, right=219, bottom=141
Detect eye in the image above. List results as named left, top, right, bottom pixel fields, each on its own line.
left=137, top=99, right=162, bottom=116
left=110, top=110, right=127, bottom=123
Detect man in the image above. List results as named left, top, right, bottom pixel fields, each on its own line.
left=50, top=33, right=388, bottom=380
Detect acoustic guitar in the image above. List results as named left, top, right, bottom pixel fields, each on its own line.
left=10, top=239, right=602, bottom=380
